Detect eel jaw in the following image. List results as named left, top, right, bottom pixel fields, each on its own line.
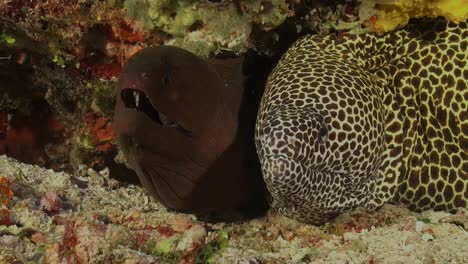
left=120, top=88, right=192, bottom=137
left=260, top=154, right=373, bottom=224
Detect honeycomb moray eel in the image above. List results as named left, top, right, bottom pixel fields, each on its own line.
left=255, top=19, right=467, bottom=224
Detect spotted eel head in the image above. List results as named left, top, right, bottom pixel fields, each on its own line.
left=255, top=47, right=387, bottom=223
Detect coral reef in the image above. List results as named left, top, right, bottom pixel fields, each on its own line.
left=1, top=0, right=294, bottom=170
left=240, top=0, right=290, bottom=30
left=169, top=2, right=252, bottom=57
left=1, top=1, right=467, bottom=263
left=125, top=0, right=199, bottom=37
left=1, top=105, right=67, bottom=169
left=125, top=0, right=290, bottom=57
left=0, top=17, right=121, bottom=170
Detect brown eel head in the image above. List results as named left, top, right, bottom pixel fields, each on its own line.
left=114, top=46, right=265, bottom=214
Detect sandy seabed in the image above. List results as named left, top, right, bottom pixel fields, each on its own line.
left=0, top=155, right=467, bottom=264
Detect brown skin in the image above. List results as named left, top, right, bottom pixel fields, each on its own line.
left=114, top=46, right=266, bottom=214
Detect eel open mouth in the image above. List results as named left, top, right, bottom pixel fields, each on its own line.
left=120, top=88, right=192, bottom=137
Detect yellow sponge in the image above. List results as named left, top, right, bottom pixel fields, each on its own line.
left=370, top=0, right=468, bottom=34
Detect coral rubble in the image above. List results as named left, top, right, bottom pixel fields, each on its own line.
left=0, top=156, right=467, bottom=263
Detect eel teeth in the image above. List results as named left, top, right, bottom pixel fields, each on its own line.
left=134, top=91, right=140, bottom=107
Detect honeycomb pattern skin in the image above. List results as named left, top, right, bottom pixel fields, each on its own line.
left=255, top=20, right=467, bottom=224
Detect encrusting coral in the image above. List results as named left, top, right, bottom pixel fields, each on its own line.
left=359, top=0, right=468, bottom=34
left=124, top=0, right=290, bottom=57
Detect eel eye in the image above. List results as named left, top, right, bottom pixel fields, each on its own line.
left=317, top=124, right=328, bottom=144
left=161, top=73, right=170, bottom=88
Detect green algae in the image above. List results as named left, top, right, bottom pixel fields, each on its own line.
left=240, top=0, right=289, bottom=30
left=124, top=0, right=289, bottom=57
left=125, top=0, right=198, bottom=36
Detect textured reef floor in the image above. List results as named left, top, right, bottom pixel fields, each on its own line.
left=1, top=155, right=467, bottom=263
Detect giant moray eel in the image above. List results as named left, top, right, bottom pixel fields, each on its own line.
left=256, top=19, right=467, bottom=224
left=114, top=46, right=266, bottom=214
